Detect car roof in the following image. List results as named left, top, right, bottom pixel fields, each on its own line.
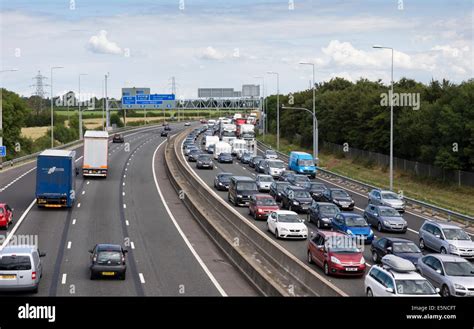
left=340, top=212, right=362, bottom=218
left=257, top=174, right=272, bottom=178
left=424, top=220, right=462, bottom=229
left=427, top=254, right=469, bottom=263
left=329, top=187, right=345, bottom=191
left=218, top=172, right=233, bottom=176
left=0, top=245, right=37, bottom=254
left=255, top=194, right=274, bottom=199
left=274, top=210, right=298, bottom=215
left=315, top=202, right=336, bottom=206
left=379, top=268, right=425, bottom=280
left=376, top=205, right=399, bottom=210
left=318, top=231, right=346, bottom=238
left=384, top=237, right=413, bottom=243
left=96, top=244, right=122, bottom=251
left=287, top=186, right=306, bottom=191
left=231, top=176, right=254, bottom=181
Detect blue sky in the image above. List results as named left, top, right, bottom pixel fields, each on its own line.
left=1, top=0, right=472, bottom=98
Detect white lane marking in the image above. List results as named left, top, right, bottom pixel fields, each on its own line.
left=125, top=168, right=128, bottom=171
left=123, top=175, right=126, bottom=178
left=122, top=192, right=125, bottom=196
left=126, top=220, right=130, bottom=226
left=408, top=228, right=419, bottom=234
left=87, top=181, right=90, bottom=185
left=77, top=203, right=81, bottom=208
left=123, top=204, right=127, bottom=209
left=0, top=199, right=36, bottom=249
left=67, top=241, right=72, bottom=249
left=82, top=191, right=85, bottom=195
left=61, top=274, right=67, bottom=285
left=366, top=263, right=372, bottom=267
left=131, top=242, right=135, bottom=249
left=139, top=273, right=145, bottom=284
left=152, top=141, right=227, bottom=297
left=123, top=182, right=126, bottom=186
left=72, top=219, right=77, bottom=225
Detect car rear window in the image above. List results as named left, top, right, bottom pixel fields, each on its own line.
left=97, top=251, right=122, bottom=265
left=0, top=256, right=32, bottom=270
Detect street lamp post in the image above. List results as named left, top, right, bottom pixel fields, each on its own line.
left=282, top=105, right=318, bottom=163
left=267, top=71, right=279, bottom=150
left=299, top=62, right=317, bottom=159
left=254, top=76, right=265, bottom=139
left=0, top=69, right=19, bottom=168
left=78, top=73, right=88, bottom=140
left=104, top=73, right=109, bottom=130
left=50, top=66, right=64, bottom=148
left=373, top=45, right=394, bottom=191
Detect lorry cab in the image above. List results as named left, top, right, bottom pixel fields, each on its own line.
left=288, top=151, right=317, bottom=178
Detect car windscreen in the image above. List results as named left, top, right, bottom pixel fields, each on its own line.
left=444, top=261, right=474, bottom=277
left=293, top=190, right=311, bottom=198
left=392, top=242, right=421, bottom=253
left=252, top=157, right=262, bottom=163
left=395, top=280, right=436, bottom=295
left=332, top=190, right=350, bottom=198
left=0, top=256, right=32, bottom=271
left=198, top=156, right=211, bottom=161
left=278, top=214, right=301, bottom=223
left=97, top=251, right=122, bottom=265
left=379, top=208, right=401, bottom=217
left=443, top=228, right=471, bottom=241
left=259, top=176, right=273, bottom=182
left=237, top=182, right=257, bottom=191
left=326, top=237, right=360, bottom=253
left=257, top=198, right=277, bottom=206
left=267, top=161, right=285, bottom=168
left=266, top=150, right=276, bottom=156
left=276, top=183, right=289, bottom=191
left=0, top=208, right=4, bottom=214
left=220, top=153, right=232, bottom=157
left=319, top=205, right=339, bottom=215
left=381, top=192, right=399, bottom=200
left=297, top=159, right=314, bottom=166
left=345, top=217, right=368, bottom=227
left=219, top=175, right=232, bottom=182
left=308, top=183, right=325, bottom=191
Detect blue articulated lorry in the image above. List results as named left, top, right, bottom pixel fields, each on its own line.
left=35, top=150, right=77, bottom=208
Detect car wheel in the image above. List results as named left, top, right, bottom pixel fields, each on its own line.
left=419, top=239, right=425, bottom=250
left=372, top=251, right=379, bottom=263
left=366, top=288, right=373, bottom=297
left=441, top=285, right=450, bottom=297
left=307, top=251, right=313, bottom=264
left=274, top=229, right=279, bottom=239
left=90, top=271, right=96, bottom=280
left=440, top=247, right=447, bottom=254
left=377, top=222, right=383, bottom=232
left=323, top=262, right=330, bottom=276
left=317, top=219, right=322, bottom=229
left=120, top=272, right=126, bottom=281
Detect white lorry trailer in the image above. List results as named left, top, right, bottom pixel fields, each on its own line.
left=205, top=135, right=220, bottom=153
left=82, top=131, right=109, bottom=177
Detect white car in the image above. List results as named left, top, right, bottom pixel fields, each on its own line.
left=266, top=210, right=308, bottom=239
left=265, top=149, right=278, bottom=159
left=264, top=159, right=286, bottom=178
left=184, top=122, right=191, bottom=126
left=256, top=174, right=274, bottom=192
left=364, top=255, right=440, bottom=297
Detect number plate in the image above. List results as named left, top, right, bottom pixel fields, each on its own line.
left=101, top=272, right=115, bottom=276
left=345, top=267, right=358, bottom=272
left=0, top=275, right=16, bottom=279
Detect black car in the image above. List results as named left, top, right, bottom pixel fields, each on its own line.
left=286, top=174, right=310, bottom=187
left=160, top=130, right=169, bottom=137
left=255, top=159, right=267, bottom=173
left=214, top=172, right=233, bottom=191
left=280, top=186, right=313, bottom=213
left=188, top=149, right=202, bottom=162
left=308, top=202, right=340, bottom=229
left=89, top=244, right=127, bottom=280
left=249, top=156, right=263, bottom=168
left=278, top=170, right=295, bottom=182
left=164, top=125, right=171, bottom=131
left=196, top=154, right=214, bottom=169
left=240, top=153, right=252, bottom=164
left=112, top=133, right=124, bottom=143
left=370, top=237, right=423, bottom=265
left=269, top=181, right=290, bottom=202
left=320, top=188, right=355, bottom=210
left=184, top=145, right=198, bottom=156
left=303, top=182, right=327, bottom=201
left=217, top=153, right=233, bottom=163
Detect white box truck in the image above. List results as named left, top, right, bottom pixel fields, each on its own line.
left=214, top=141, right=232, bottom=159
left=83, top=131, right=109, bottom=177
left=205, top=135, right=219, bottom=153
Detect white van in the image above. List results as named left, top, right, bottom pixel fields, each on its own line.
left=214, top=141, right=232, bottom=159
left=0, top=245, right=46, bottom=293
left=231, top=139, right=248, bottom=157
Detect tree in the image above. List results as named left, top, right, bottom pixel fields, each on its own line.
left=1, top=89, right=30, bottom=159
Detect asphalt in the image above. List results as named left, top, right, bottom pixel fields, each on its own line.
left=0, top=123, right=256, bottom=296
left=189, top=132, right=446, bottom=296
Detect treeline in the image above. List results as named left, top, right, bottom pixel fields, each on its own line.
left=264, top=78, right=474, bottom=171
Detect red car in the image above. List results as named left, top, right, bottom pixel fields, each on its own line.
left=200, top=119, right=208, bottom=124
left=248, top=194, right=279, bottom=220
left=0, top=203, right=13, bottom=229
left=307, top=230, right=366, bottom=276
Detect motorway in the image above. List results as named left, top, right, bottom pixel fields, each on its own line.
left=187, top=131, right=458, bottom=296
left=0, top=123, right=257, bottom=296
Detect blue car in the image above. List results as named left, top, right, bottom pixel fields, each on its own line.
left=331, top=213, right=374, bottom=244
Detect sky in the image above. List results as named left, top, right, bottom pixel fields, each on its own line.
left=0, top=0, right=472, bottom=99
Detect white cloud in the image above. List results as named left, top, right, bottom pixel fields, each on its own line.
left=86, top=30, right=122, bottom=55
left=196, top=46, right=226, bottom=61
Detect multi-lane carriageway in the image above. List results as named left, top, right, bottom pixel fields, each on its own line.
left=0, top=123, right=257, bottom=297
left=187, top=128, right=474, bottom=297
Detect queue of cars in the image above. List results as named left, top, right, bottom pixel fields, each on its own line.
left=186, top=122, right=474, bottom=296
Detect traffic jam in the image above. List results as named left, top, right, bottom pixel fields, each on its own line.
left=182, top=115, right=474, bottom=297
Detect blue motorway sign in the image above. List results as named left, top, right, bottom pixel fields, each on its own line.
left=122, top=94, right=175, bottom=105
left=0, top=146, right=6, bottom=157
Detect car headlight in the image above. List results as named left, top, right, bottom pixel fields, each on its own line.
left=293, top=201, right=300, bottom=205
left=383, top=220, right=390, bottom=226
left=334, top=200, right=340, bottom=204
left=360, top=257, right=365, bottom=265
left=454, top=284, right=465, bottom=290
left=281, top=227, right=289, bottom=232
left=369, top=229, right=374, bottom=236
left=198, top=161, right=202, bottom=164
left=218, top=182, right=223, bottom=186
left=330, top=256, right=341, bottom=264
left=322, top=217, right=330, bottom=222
left=403, top=220, right=407, bottom=225
left=449, top=244, right=458, bottom=252
left=236, top=195, right=242, bottom=198
left=346, top=229, right=353, bottom=235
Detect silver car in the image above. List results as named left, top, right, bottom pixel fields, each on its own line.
left=256, top=174, right=274, bottom=192
left=418, top=220, right=474, bottom=259
left=417, top=254, right=474, bottom=297
left=264, top=159, right=286, bottom=178
left=0, top=245, right=46, bottom=293
left=264, top=149, right=278, bottom=160
left=368, top=189, right=405, bottom=212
